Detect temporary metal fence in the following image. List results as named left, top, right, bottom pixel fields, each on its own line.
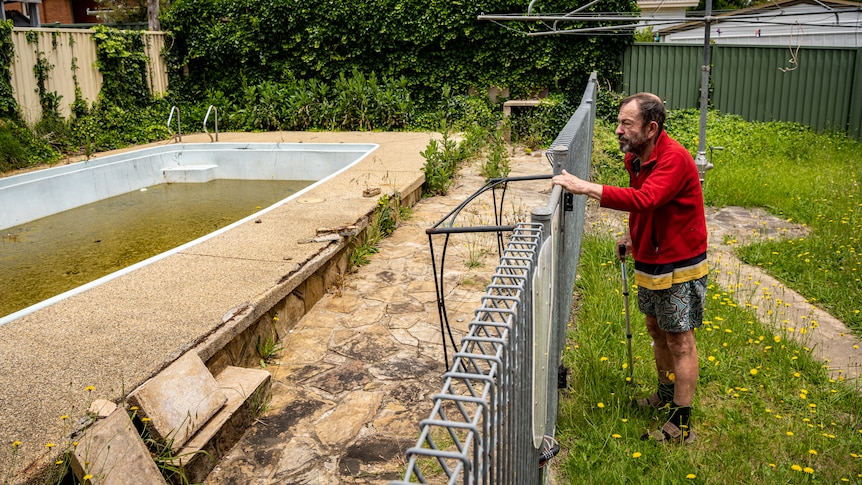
left=392, top=72, right=597, bottom=485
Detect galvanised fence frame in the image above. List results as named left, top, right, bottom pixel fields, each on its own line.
left=392, top=73, right=596, bottom=485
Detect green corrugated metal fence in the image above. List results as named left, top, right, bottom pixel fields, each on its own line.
left=621, top=43, right=862, bottom=140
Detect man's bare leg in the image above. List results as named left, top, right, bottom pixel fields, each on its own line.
left=664, top=329, right=698, bottom=407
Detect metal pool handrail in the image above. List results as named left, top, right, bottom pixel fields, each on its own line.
left=167, top=106, right=182, bottom=142
left=204, top=105, right=219, bottom=142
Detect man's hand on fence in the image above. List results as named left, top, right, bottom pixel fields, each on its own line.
left=551, top=169, right=603, bottom=201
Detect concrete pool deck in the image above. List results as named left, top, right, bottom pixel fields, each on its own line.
left=0, top=131, right=438, bottom=483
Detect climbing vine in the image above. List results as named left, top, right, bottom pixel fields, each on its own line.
left=92, top=25, right=151, bottom=108
left=68, top=34, right=88, bottom=118
left=0, top=20, right=17, bottom=119
left=25, top=30, right=62, bottom=119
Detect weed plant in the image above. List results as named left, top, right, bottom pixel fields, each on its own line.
left=348, top=194, right=404, bottom=269
left=480, top=128, right=510, bottom=182
left=556, top=233, right=862, bottom=484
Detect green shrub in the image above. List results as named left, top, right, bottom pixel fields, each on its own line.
left=0, top=120, right=60, bottom=172
left=509, top=94, right=578, bottom=148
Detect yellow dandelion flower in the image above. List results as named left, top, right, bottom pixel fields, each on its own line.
left=56, top=460, right=64, bottom=465
left=141, top=417, right=151, bottom=422
left=809, top=449, right=817, bottom=455
left=786, top=431, right=794, bottom=436
left=598, top=402, right=605, bottom=408
left=600, top=357, right=609, bottom=362
left=632, top=452, right=642, bottom=458
left=791, top=464, right=803, bottom=472
left=622, top=363, right=629, bottom=369
left=774, top=335, right=781, bottom=343
left=686, top=474, right=696, bottom=479
left=83, top=474, right=93, bottom=480
left=612, top=433, right=622, bottom=439
left=804, top=467, right=814, bottom=474
left=621, top=418, right=628, bottom=423
left=273, top=316, right=279, bottom=322
left=769, top=463, right=776, bottom=468
left=45, top=443, right=55, bottom=449
left=85, top=385, right=95, bottom=392
left=130, top=406, right=138, bottom=411
left=60, top=415, right=68, bottom=420
left=12, top=440, right=22, bottom=448
left=750, top=368, right=758, bottom=376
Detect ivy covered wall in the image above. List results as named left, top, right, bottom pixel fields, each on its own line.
left=161, top=0, right=635, bottom=105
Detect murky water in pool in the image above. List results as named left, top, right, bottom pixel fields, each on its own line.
left=0, top=179, right=312, bottom=319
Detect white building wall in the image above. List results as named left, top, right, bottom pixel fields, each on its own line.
left=662, top=3, right=862, bottom=46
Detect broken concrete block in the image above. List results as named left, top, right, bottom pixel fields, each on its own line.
left=70, top=407, right=167, bottom=485
left=128, top=352, right=227, bottom=451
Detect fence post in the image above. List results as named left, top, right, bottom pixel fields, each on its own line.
left=849, top=47, right=862, bottom=141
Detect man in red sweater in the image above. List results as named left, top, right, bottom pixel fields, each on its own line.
left=552, top=92, right=707, bottom=444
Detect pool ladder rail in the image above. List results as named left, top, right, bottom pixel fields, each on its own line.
left=167, top=105, right=220, bottom=143
left=167, top=105, right=182, bottom=142
left=204, top=105, right=219, bottom=142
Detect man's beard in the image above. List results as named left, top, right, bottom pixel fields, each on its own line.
left=619, top=130, right=649, bottom=155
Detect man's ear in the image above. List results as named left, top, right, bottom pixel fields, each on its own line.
left=648, top=120, right=660, bottom=140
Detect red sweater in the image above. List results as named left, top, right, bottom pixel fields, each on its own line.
left=600, top=131, right=707, bottom=265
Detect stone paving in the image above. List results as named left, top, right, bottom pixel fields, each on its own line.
left=204, top=150, right=555, bottom=484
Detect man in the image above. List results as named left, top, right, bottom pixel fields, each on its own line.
left=552, top=92, right=707, bottom=444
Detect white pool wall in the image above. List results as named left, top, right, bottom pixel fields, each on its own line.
left=0, top=142, right=377, bottom=231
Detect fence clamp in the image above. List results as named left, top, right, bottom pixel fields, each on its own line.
left=564, top=193, right=574, bottom=212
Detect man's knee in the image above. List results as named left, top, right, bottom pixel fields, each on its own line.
left=665, top=330, right=696, bottom=356
left=644, top=315, right=662, bottom=337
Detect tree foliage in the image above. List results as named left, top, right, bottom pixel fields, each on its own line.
left=0, top=20, right=18, bottom=119
left=160, top=0, right=635, bottom=107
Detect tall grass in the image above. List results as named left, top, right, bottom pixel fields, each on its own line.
left=556, top=234, right=862, bottom=484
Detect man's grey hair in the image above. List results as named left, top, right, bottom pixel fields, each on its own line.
left=620, top=92, right=665, bottom=133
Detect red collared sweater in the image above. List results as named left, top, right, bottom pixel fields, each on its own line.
left=600, top=130, right=708, bottom=265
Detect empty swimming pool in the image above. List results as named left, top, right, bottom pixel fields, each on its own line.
left=0, top=142, right=377, bottom=325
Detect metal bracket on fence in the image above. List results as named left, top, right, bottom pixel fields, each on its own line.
left=564, top=192, right=574, bottom=211
left=426, top=174, right=552, bottom=368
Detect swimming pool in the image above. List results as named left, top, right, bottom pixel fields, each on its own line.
left=0, top=142, right=377, bottom=230
left=0, top=142, right=377, bottom=326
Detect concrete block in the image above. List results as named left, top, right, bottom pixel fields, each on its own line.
left=88, top=399, right=117, bottom=419
left=71, top=408, right=168, bottom=485
left=170, top=366, right=271, bottom=484
left=128, top=352, right=227, bottom=451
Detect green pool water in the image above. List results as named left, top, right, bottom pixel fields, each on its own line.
left=0, top=179, right=312, bottom=319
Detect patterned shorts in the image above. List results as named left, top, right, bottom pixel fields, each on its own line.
left=637, top=275, right=708, bottom=333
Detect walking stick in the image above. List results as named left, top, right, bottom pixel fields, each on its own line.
left=619, top=244, right=634, bottom=383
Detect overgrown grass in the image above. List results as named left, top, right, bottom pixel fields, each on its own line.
left=556, top=233, right=862, bottom=484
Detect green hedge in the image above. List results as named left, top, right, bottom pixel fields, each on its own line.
left=161, top=0, right=634, bottom=107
